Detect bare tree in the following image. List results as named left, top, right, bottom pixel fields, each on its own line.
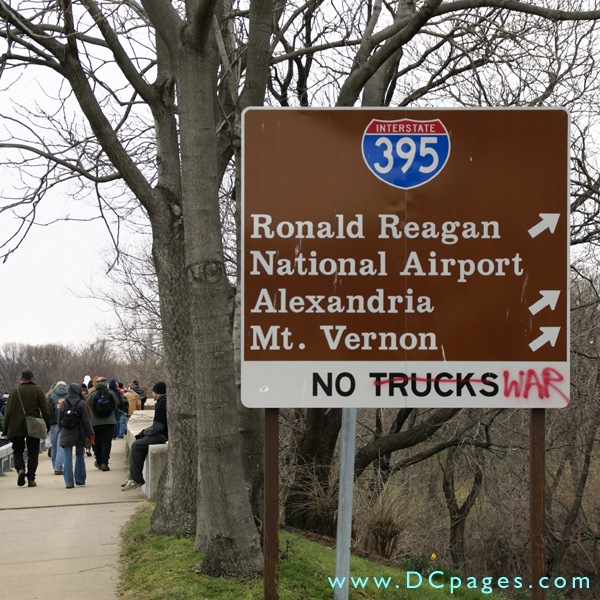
left=90, top=249, right=165, bottom=379
left=442, top=445, right=485, bottom=571
left=0, top=341, right=124, bottom=391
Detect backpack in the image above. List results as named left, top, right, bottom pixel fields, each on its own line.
left=94, top=389, right=115, bottom=418
left=60, top=398, right=79, bottom=429
left=115, top=390, right=128, bottom=413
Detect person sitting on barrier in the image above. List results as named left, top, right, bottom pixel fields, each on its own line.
left=122, top=380, right=168, bottom=492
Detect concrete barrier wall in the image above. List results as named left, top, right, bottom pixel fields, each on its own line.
left=0, top=441, right=14, bottom=476
left=143, top=444, right=169, bottom=499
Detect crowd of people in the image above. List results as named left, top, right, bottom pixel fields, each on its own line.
left=0, top=369, right=167, bottom=492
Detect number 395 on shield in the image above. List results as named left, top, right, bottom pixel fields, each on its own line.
left=362, top=118, right=451, bottom=190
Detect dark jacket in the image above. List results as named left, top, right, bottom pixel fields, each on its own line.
left=49, top=384, right=68, bottom=424
left=142, top=393, right=168, bottom=441
left=59, top=388, right=94, bottom=447
left=87, top=381, right=118, bottom=426
left=4, top=382, right=52, bottom=439
left=132, top=384, right=147, bottom=404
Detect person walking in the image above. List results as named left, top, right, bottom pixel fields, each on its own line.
left=81, top=383, right=93, bottom=455
left=124, top=385, right=141, bottom=416
left=109, top=380, right=127, bottom=439
left=131, top=380, right=147, bottom=410
left=59, top=383, right=94, bottom=488
left=48, top=381, right=68, bottom=475
left=122, top=381, right=168, bottom=491
left=87, top=376, right=119, bottom=471
left=4, top=368, right=52, bottom=487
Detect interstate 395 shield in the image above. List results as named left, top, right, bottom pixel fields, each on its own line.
left=362, top=118, right=451, bottom=189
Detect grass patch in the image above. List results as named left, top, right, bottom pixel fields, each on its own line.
left=120, top=505, right=504, bottom=599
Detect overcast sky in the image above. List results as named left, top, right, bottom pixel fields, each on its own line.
left=0, top=63, right=126, bottom=349
left=0, top=216, right=117, bottom=348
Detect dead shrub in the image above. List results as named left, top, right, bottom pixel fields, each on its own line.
left=354, top=477, right=409, bottom=559
left=284, top=462, right=339, bottom=537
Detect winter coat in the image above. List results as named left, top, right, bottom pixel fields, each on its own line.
left=49, top=384, right=68, bottom=424
left=140, top=393, right=168, bottom=441
left=4, top=382, right=52, bottom=439
left=59, top=393, right=94, bottom=447
left=87, top=381, right=118, bottom=426
left=124, top=390, right=141, bottom=416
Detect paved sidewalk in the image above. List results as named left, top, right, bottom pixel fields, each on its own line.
left=0, top=437, right=146, bottom=600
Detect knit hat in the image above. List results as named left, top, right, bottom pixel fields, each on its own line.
left=57, top=380, right=67, bottom=387
left=109, top=379, right=117, bottom=389
left=152, top=381, right=166, bottom=394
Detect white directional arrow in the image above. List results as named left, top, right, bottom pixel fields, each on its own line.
left=529, top=290, right=561, bottom=315
left=529, top=327, right=561, bottom=352
left=528, top=213, right=560, bottom=238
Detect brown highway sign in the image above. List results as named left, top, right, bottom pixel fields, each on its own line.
left=241, top=108, right=569, bottom=408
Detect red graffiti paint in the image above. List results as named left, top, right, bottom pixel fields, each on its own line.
left=376, top=376, right=485, bottom=386
left=503, top=368, right=568, bottom=403
left=371, top=368, right=569, bottom=404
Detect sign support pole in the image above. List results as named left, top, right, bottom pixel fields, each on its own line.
left=530, top=408, right=546, bottom=600
left=264, top=408, right=279, bottom=600
left=334, top=407, right=357, bottom=600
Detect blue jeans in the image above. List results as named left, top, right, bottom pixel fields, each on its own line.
left=49, top=425, right=64, bottom=471
left=113, top=410, right=127, bottom=438
left=62, top=445, right=86, bottom=487
left=118, top=411, right=127, bottom=437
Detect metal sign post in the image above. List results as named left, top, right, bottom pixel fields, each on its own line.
left=264, top=408, right=279, bottom=600
left=530, top=409, right=546, bottom=600
left=333, top=408, right=357, bottom=600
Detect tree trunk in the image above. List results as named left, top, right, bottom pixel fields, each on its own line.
left=442, top=447, right=483, bottom=572
left=547, top=404, right=600, bottom=581
left=174, top=43, right=262, bottom=576
left=148, top=207, right=198, bottom=534
left=354, top=408, right=461, bottom=478
left=149, top=32, right=198, bottom=537
left=234, top=285, right=265, bottom=526
left=233, top=136, right=265, bottom=527
left=149, top=215, right=199, bottom=535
